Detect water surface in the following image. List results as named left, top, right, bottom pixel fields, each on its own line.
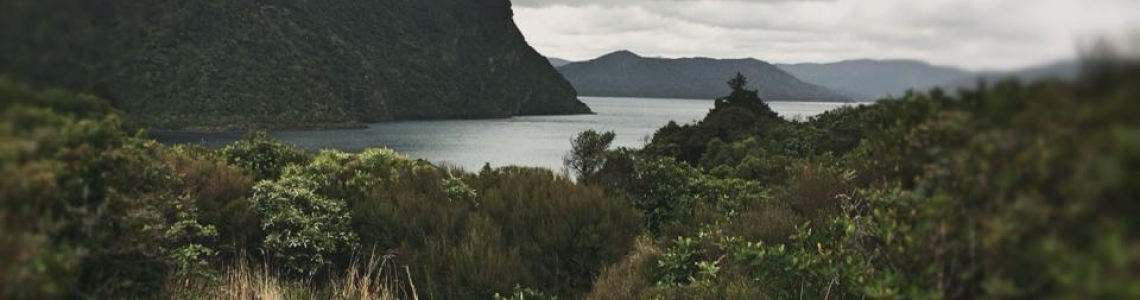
left=155, top=97, right=847, bottom=171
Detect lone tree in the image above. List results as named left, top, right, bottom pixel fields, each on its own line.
left=728, top=72, right=747, bottom=91
left=564, top=130, right=616, bottom=180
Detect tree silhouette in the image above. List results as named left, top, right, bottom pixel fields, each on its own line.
left=564, top=130, right=617, bottom=180
left=727, top=72, right=747, bottom=91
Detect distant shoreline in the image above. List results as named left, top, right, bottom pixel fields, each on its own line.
left=579, top=95, right=861, bottom=103
left=144, top=110, right=599, bottom=134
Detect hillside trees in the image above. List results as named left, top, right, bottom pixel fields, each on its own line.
left=582, top=63, right=1140, bottom=299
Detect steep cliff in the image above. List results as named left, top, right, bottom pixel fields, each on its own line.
left=0, top=0, right=590, bottom=129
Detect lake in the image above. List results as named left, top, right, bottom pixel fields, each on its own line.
left=154, top=97, right=848, bottom=171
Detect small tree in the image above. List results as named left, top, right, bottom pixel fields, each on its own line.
left=727, top=72, right=747, bottom=92
left=564, top=130, right=617, bottom=181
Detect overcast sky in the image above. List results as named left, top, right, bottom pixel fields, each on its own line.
left=512, top=0, right=1140, bottom=71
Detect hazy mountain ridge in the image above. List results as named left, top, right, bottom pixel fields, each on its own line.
left=0, top=0, right=590, bottom=129
left=777, top=59, right=972, bottom=101
left=968, top=61, right=1081, bottom=85
left=556, top=51, right=852, bottom=102
left=778, top=59, right=1080, bottom=101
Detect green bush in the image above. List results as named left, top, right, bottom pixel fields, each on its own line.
left=164, top=146, right=259, bottom=254
left=494, top=285, right=563, bottom=300
left=351, top=166, right=641, bottom=299
left=655, top=236, right=702, bottom=286
left=587, top=68, right=1140, bottom=300
left=0, top=78, right=241, bottom=298
left=221, top=131, right=309, bottom=181
left=250, top=175, right=359, bottom=277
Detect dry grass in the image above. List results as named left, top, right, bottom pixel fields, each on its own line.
left=585, top=236, right=662, bottom=300
left=330, top=255, right=418, bottom=300
left=166, top=254, right=417, bottom=300
left=722, top=205, right=804, bottom=244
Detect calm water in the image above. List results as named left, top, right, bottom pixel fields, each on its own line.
left=154, top=97, right=847, bottom=171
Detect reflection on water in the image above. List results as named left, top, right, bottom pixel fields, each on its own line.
left=154, top=97, right=848, bottom=171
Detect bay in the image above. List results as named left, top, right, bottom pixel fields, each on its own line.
left=154, top=97, right=848, bottom=171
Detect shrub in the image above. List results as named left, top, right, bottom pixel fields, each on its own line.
left=585, top=237, right=661, bottom=300
left=473, top=168, right=641, bottom=296
left=165, top=146, right=259, bottom=254
left=494, top=285, right=563, bottom=300
left=221, top=131, right=309, bottom=180
left=655, top=236, right=702, bottom=286
left=250, top=176, right=359, bottom=276
left=782, top=158, right=854, bottom=222
left=594, top=153, right=767, bottom=237
left=721, top=205, right=803, bottom=244
left=353, top=166, right=640, bottom=300
left=286, top=148, right=421, bottom=207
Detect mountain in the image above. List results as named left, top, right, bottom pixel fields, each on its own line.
left=556, top=51, right=851, bottom=102
left=548, top=57, right=573, bottom=67
left=778, top=59, right=1081, bottom=101
left=970, top=61, right=1081, bottom=85
left=777, top=59, right=972, bottom=101
left=0, top=0, right=591, bottom=129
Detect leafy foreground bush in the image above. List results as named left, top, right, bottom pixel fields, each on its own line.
left=250, top=176, right=359, bottom=277
left=0, top=76, right=229, bottom=298
left=583, top=61, right=1140, bottom=299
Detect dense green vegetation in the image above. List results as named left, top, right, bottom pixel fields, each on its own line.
left=0, top=75, right=629, bottom=299
left=575, top=63, right=1139, bottom=299
left=0, top=0, right=590, bottom=130
left=3, top=58, right=1138, bottom=299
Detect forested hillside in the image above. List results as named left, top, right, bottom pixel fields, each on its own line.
left=0, top=0, right=590, bottom=130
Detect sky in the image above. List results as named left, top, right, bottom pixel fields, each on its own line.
left=512, top=0, right=1140, bottom=71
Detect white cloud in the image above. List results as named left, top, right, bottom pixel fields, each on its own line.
left=512, top=0, right=826, bottom=8
left=514, top=0, right=1140, bottom=70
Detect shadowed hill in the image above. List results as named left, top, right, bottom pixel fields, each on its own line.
left=0, top=0, right=591, bottom=129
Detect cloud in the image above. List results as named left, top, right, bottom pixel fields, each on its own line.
left=512, top=0, right=828, bottom=8
left=513, top=0, right=1140, bottom=70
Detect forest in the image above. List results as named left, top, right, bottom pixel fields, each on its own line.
left=0, top=0, right=589, bottom=130
left=1, top=55, right=1137, bottom=299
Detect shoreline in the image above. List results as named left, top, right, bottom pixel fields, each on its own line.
left=145, top=111, right=600, bottom=133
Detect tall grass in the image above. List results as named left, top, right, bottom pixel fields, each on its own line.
left=166, top=254, right=417, bottom=300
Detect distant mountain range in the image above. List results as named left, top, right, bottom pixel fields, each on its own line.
left=967, top=61, right=1080, bottom=86
left=556, top=51, right=852, bottom=102
left=777, top=60, right=972, bottom=101
left=552, top=50, right=1080, bottom=102
left=778, top=59, right=1080, bottom=101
